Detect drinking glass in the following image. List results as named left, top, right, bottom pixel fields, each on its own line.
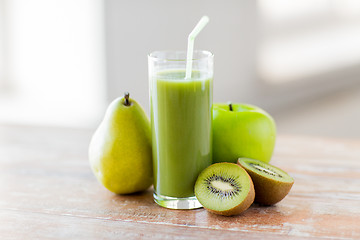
left=148, top=50, right=214, bottom=209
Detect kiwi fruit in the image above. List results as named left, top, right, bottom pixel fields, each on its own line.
left=194, top=163, right=255, bottom=216
left=237, top=158, right=294, bottom=205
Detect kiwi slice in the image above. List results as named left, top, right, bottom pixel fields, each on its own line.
left=194, top=163, right=255, bottom=216
left=237, top=158, right=294, bottom=205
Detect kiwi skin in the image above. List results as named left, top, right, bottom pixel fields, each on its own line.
left=195, top=163, right=255, bottom=216
left=237, top=158, right=294, bottom=205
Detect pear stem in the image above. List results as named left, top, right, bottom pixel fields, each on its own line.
left=124, top=92, right=130, bottom=106
left=229, top=103, right=233, bottom=111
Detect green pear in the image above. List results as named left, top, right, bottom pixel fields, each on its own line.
left=89, top=92, right=153, bottom=194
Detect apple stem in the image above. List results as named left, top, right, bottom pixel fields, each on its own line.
left=229, top=103, right=233, bottom=111
left=124, top=92, right=130, bottom=106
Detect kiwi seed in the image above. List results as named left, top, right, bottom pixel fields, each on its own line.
left=250, top=163, right=283, bottom=178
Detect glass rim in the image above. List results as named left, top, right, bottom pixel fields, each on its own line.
left=148, top=50, right=213, bottom=62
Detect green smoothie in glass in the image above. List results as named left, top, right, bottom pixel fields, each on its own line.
left=151, top=69, right=212, bottom=197
left=149, top=50, right=213, bottom=209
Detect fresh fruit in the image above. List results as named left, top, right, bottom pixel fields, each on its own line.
left=194, top=163, right=255, bottom=216
left=89, top=92, right=153, bottom=194
left=237, top=158, right=294, bottom=205
left=212, top=103, right=276, bottom=163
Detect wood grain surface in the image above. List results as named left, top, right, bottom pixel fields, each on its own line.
left=0, top=124, right=359, bottom=239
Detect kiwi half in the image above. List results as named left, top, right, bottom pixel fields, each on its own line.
left=237, top=158, right=294, bottom=205
left=194, top=163, right=255, bottom=216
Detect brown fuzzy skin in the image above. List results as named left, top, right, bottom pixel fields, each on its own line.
left=237, top=159, right=294, bottom=205
left=205, top=170, right=255, bottom=216
left=252, top=176, right=293, bottom=205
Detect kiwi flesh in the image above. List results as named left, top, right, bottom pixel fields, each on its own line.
left=194, top=163, right=255, bottom=216
left=237, top=158, right=294, bottom=205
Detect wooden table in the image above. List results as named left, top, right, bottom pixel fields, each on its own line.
left=1, top=124, right=359, bottom=239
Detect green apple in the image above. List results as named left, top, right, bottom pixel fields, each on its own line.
left=212, top=103, right=276, bottom=164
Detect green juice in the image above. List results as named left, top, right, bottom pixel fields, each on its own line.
left=151, top=69, right=213, bottom=198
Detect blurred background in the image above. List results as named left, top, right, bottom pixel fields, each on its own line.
left=0, top=0, right=359, bottom=138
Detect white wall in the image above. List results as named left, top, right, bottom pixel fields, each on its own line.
left=2, top=0, right=360, bottom=132
left=104, top=0, right=360, bottom=117
left=0, top=0, right=106, bottom=128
